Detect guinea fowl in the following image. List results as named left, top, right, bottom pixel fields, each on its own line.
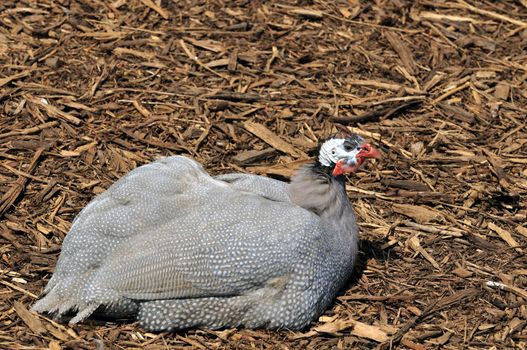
left=32, top=133, right=380, bottom=331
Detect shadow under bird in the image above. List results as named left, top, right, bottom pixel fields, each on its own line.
left=32, top=133, right=381, bottom=331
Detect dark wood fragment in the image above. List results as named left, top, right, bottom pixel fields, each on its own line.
left=205, top=92, right=262, bottom=102
left=232, top=148, right=276, bottom=165
left=332, top=100, right=423, bottom=124
left=381, top=179, right=429, bottom=192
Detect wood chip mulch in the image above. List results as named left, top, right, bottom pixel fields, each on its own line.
left=1, top=0, right=526, bottom=349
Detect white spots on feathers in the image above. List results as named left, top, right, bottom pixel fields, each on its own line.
left=32, top=155, right=360, bottom=331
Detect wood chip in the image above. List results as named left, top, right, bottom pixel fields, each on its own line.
left=232, top=148, right=276, bottom=165
left=488, top=222, right=522, bottom=252
left=407, top=236, right=441, bottom=270
left=453, top=267, right=473, bottom=278
left=393, top=203, right=442, bottom=224
left=242, top=121, right=308, bottom=159
left=290, top=9, right=324, bottom=20
left=494, top=82, right=510, bottom=100
left=401, top=337, right=427, bottom=350
left=314, top=319, right=354, bottom=334
left=314, top=318, right=389, bottom=342
left=351, top=321, right=389, bottom=342
left=113, top=47, right=156, bottom=60
left=385, top=31, right=417, bottom=75
left=515, top=225, right=527, bottom=239
left=48, top=340, right=62, bottom=350
left=428, top=332, right=452, bottom=345
left=185, top=38, right=225, bottom=53
left=418, top=11, right=482, bottom=23
left=13, top=301, right=47, bottom=335
left=381, top=179, right=429, bottom=192
left=0, top=70, right=32, bottom=88
left=486, top=281, right=527, bottom=299
left=139, top=0, right=169, bottom=19
left=132, top=99, right=152, bottom=118
left=25, top=95, right=82, bottom=125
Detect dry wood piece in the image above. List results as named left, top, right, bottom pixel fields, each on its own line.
left=290, top=8, right=324, bottom=20
left=384, top=31, right=417, bottom=75
left=205, top=92, right=262, bottom=102
left=516, top=225, right=527, bottom=239
left=452, top=267, right=473, bottom=278
left=179, top=39, right=228, bottom=80
left=0, top=121, right=59, bottom=139
left=407, top=236, right=441, bottom=270
left=113, top=47, right=156, bottom=60
left=132, top=99, right=152, bottom=118
left=494, top=82, right=510, bottom=100
left=0, top=70, right=32, bottom=88
left=139, top=0, right=169, bottom=19
left=418, top=11, right=484, bottom=24
left=381, top=179, right=429, bottom=192
left=488, top=222, right=522, bottom=252
left=243, top=121, right=308, bottom=159
left=185, top=38, right=226, bottom=53
left=25, top=95, right=82, bottom=125
left=13, top=301, right=47, bottom=335
left=486, top=281, right=527, bottom=299
left=437, top=102, right=476, bottom=123
left=333, top=99, right=423, bottom=124
left=455, top=0, right=527, bottom=27
left=347, top=79, right=423, bottom=94
left=392, top=203, right=442, bottom=224
left=305, top=318, right=389, bottom=342
left=232, top=148, right=276, bottom=165
left=0, top=148, right=44, bottom=218
left=120, top=128, right=191, bottom=152
left=351, top=321, right=389, bottom=342
left=400, top=338, right=427, bottom=350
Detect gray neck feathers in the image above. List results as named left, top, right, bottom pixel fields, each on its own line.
left=288, top=162, right=360, bottom=271
left=289, top=164, right=356, bottom=229
left=289, top=164, right=346, bottom=215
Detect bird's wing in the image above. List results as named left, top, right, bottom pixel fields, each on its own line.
left=83, top=183, right=324, bottom=302
left=214, top=173, right=292, bottom=203
left=48, top=156, right=218, bottom=290
left=35, top=155, right=328, bottom=322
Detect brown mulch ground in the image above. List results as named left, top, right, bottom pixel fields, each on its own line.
left=1, top=0, right=527, bottom=349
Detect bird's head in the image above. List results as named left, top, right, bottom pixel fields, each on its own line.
left=318, top=133, right=381, bottom=176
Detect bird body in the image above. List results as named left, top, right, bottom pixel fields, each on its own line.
left=33, top=134, right=379, bottom=331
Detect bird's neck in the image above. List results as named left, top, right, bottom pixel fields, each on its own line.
left=289, top=162, right=360, bottom=272
left=289, top=163, right=352, bottom=222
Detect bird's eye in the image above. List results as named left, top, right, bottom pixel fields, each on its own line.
left=331, top=149, right=336, bottom=155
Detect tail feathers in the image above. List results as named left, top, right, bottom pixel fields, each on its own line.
left=69, top=303, right=99, bottom=324
left=31, top=290, right=62, bottom=315
left=32, top=285, right=100, bottom=324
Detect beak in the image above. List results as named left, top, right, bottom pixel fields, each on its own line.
left=359, top=143, right=381, bottom=159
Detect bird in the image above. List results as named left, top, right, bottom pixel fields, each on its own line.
left=32, top=132, right=380, bottom=331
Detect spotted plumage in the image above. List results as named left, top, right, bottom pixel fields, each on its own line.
left=33, top=134, right=379, bottom=331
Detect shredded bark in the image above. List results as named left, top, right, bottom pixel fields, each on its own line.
left=1, top=0, right=526, bottom=348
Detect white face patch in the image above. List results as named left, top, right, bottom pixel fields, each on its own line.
left=318, top=138, right=361, bottom=167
